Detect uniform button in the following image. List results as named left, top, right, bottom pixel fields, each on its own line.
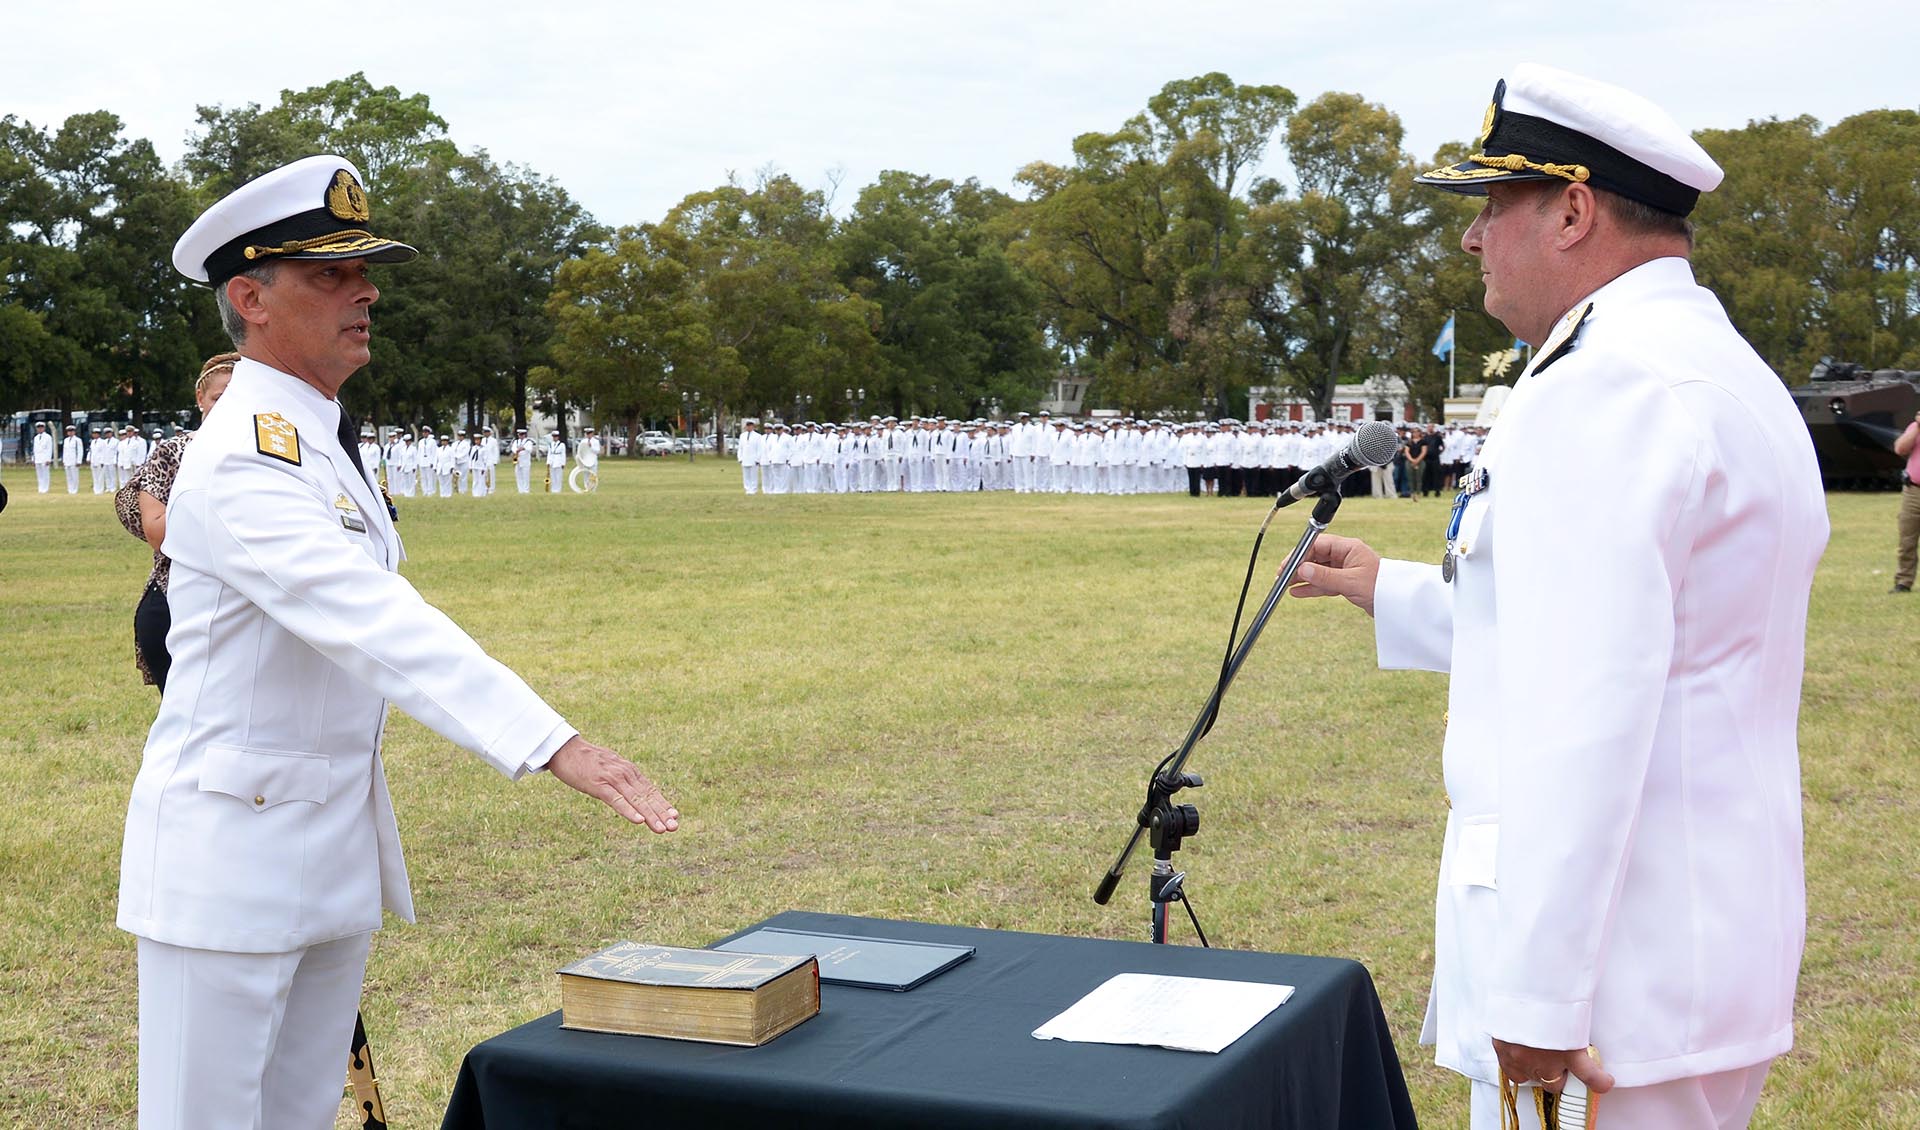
left=254, top=795, right=266, bottom=806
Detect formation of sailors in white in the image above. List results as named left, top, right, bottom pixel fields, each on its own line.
left=732, top=413, right=1486, bottom=499
left=366, top=425, right=601, bottom=497
left=28, top=422, right=161, bottom=495
left=34, top=423, right=607, bottom=499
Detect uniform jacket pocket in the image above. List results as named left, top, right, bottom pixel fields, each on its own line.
left=199, top=744, right=330, bottom=810
left=1448, top=814, right=1499, bottom=889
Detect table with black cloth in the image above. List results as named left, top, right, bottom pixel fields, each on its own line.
left=440, top=910, right=1417, bottom=1130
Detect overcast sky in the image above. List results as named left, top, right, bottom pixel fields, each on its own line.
left=11, top=0, right=1917, bottom=227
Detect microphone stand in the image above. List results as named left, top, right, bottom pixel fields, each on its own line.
left=1093, top=490, right=1346, bottom=944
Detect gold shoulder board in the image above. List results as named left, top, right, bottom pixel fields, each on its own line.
left=255, top=413, right=302, bottom=466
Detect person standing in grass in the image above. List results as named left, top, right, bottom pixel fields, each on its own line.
left=1889, top=409, right=1920, bottom=593
left=120, top=154, right=679, bottom=1130
left=513, top=426, right=534, bottom=493
left=116, top=352, right=237, bottom=690
left=1290, top=66, right=1825, bottom=1129
left=30, top=421, right=54, bottom=492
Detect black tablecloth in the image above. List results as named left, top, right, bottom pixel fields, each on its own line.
left=441, top=911, right=1417, bottom=1130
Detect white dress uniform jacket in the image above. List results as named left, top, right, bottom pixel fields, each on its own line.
left=1371, top=258, right=1827, bottom=1088
left=118, top=358, right=573, bottom=954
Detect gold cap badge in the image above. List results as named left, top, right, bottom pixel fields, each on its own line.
left=326, top=169, right=371, bottom=223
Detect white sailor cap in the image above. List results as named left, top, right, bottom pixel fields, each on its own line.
left=1417, top=63, right=1723, bottom=216
left=173, top=154, right=418, bottom=285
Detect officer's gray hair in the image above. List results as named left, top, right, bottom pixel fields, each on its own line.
left=1536, top=183, right=1694, bottom=249
left=213, top=263, right=281, bottom=346
left=1600, top=190, right=1695, bottom=249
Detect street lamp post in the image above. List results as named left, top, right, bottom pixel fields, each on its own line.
left=681, top=389, right=701, bottom=463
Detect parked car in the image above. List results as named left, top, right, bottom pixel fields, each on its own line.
left=639, top=436, right=674, bottom=457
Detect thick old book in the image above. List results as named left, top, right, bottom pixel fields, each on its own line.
left=558, top=941, right=820, bottom=1046
left=715, top=927, right=974, bottom=991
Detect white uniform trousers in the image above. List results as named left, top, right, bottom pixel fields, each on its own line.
left=547, top=465, right=563, bottom=493
left=1468, top=1063, right=1769, bottom=1130
left=742, top=462, right=759, bottom=494
left=515, top=463, right=530, bottom=493
left=65, top=464, right=80, bottom=492
left=92, top=464, right=108, bottom=494
left=137, top=932, right=371, bottom=1130
left=35, top=463, right=51, bottom=492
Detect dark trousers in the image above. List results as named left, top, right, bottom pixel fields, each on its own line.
left=1187, top=467, right=1203, bottom=497
left=135, top=580, right=172, bottom=692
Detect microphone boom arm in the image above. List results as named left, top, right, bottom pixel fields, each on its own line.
left=1094, top=490, right=1346, bottom=907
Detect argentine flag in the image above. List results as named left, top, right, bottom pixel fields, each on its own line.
left=1431, top=315, right=1456, bottom=360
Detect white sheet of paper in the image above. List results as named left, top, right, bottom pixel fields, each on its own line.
left=1031, top=972, right=1294, bottom=1053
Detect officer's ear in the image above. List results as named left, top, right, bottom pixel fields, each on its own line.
left=1551, top=182, right=1601, bottom=252
left=225, top=274, right=274, bottom=333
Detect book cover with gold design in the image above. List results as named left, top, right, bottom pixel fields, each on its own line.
left=558, top=941, right=819, bottom=1046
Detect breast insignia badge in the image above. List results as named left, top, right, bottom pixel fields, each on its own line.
left=254, top=413, right=302, bottom=466
left=334, top=492, right=366, bottom=533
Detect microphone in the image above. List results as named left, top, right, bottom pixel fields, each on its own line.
left=1275, top=420, right=1400, bottom=507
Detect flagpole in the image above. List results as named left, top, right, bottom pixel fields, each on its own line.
left=1447, top=309, right=1456, bottom=400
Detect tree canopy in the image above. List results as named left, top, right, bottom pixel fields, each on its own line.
left=4, top=74, right=1913, bottom=435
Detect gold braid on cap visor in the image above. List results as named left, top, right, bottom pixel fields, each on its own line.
left=1425, top=153, right=1593, bottom=184
left=242, top=230, right=385, bottom=260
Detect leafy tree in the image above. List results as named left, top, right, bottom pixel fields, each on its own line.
left=1814, top=109, right=1920, bottom=371
left=1691, top=116, right=1828, bottom=378
left=657, top=174, right=884, bottom=430
left=539, top=222, right=740, bottom=447
left=184, top=73, right=457, bottom=196
left=0, top=112, right=217, bottom=418
left=1008, top=74, right=1295, bottom=416
left=1243, top=92, right=1442, bottom=420
left=358, top=151, right=605, bottom=432
left=835, top=171, right=1052, bottom=417
left=1694, top=109, right=1920, bottom=380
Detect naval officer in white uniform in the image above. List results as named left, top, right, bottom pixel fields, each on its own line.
left=512, top=426, right=534, bottom=493
left=31, top=421, right=54, bottom=492
left=123, top=154, right=679, bottom=1130
left=59, top=424, right=84, bottom=492
left=1290, top=66, right=1826, bottom=1130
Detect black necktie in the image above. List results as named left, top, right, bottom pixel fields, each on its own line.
left=337, top=406, right=398, bottom=523
left=337, top=406, right=369, bottom=483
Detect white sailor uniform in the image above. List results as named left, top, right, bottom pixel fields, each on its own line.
left=1372, top=259, right=1826, bottom=1104
left=119, top=358, right=575, bottom=1129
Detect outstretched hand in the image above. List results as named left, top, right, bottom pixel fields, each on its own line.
left=547, top=736, right=680, bottom=833
left=1287, top=532, right=1382, bottom=617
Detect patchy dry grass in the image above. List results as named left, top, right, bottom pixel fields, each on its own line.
left=0, top=460, right=1913, bottom=1127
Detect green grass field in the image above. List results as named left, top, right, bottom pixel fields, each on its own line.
left=1, top=459, right=1914, bottom=1128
